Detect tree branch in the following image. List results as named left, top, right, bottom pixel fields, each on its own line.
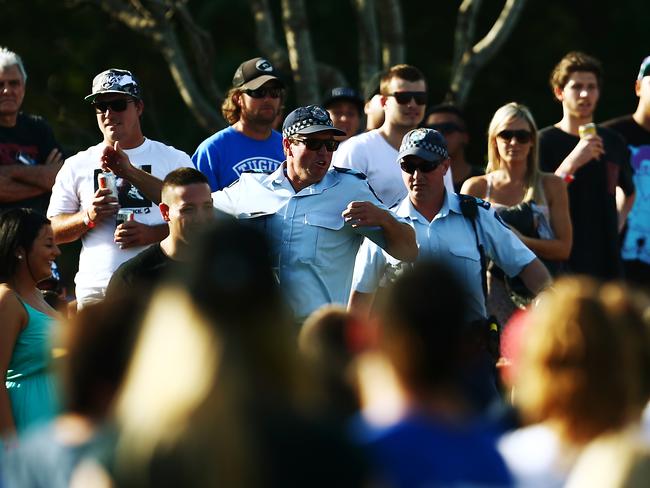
left=75, top=0, right=225, bottom=132
left=447, top=0, right=527, bottom=107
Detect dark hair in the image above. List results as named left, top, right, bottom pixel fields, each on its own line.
left=379, top=260, right=467, bottom=392
left=0, top=208, right=50, bottom=281
left=62, top=293, right=145, bottom=417
left=183, top=219, right=290, bottom=329
left=162, top=167, right=209, bottom=189
left=550, top=51, right=603, bottom=93
left=380, top=64, right=426, bottom=95
left=425, top=103, right=467, bottom=125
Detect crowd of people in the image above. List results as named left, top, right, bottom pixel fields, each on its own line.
left=2, top=43, right=650, bottom=486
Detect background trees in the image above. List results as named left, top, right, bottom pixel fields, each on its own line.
left=2, top=0, right=647, bottom=166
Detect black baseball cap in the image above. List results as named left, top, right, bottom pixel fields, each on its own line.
left=232, top=57, right=284, bottom=90
left=322, top=87, right=364, bottom=115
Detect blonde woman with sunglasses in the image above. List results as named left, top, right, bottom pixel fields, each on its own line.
left=461, top=102, right=572, bottom=324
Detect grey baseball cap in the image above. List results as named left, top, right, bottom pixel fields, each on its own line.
left=398, top=128, right=449, bottom=162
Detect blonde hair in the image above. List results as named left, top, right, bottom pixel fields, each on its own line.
left=516, top=277, right=650, bottom=444
left=486, top=102, right=544, bottom=204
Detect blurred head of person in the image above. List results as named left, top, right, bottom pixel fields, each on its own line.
left=378, top=260, right=468, bottom=401
left=515, top=276, right=650, bottom=445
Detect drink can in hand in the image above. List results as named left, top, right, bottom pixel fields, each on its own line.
left=97, top=171, right=118, bottom=196
left=116, top=209, right=134, bottom=227
left=579, top=123, right=597, bottom=139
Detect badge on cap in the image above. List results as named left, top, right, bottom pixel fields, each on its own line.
left=256, top=59, right=273, bottom=72
left=311, top=106, right=329, bottom=122
left=410, top=128, right=428, bottom=142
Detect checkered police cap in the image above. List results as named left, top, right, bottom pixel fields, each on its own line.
left=282, top=105, right=346, bottom=138
left=398, top=128, right=449, bottom=162
left=85, top=68, right=141, bottom=102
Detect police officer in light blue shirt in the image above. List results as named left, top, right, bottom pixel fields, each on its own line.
left=349, top=128, right=551, bottom=323
left=212, top=105, right=417, bottom=323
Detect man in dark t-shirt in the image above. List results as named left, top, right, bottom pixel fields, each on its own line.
left=602, top=56, right=650, bottom=287
left=0, top=47, right=64, bottom=214
left=106, top=168, right=218, bottom=297
left=539, top=51, right=635, bottom=280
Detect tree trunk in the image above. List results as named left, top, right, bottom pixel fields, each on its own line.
left=377, top=0, right=405, bottom=68
left=352, top=0, right=380, bottom=93
left=281, top=0, right=320, bottom=105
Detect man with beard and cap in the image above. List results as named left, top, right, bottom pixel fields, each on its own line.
left=211, top=104, right=417, bottom=323
left=192, top=57, right=286, bottom=191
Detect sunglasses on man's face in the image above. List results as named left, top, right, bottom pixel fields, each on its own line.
left=400, top=158, right=441, bottom=174
left=386, top=91, right=427, bottom=105
left=92, top=99, right=135, bottom=114
left=244, top=87, right=283, bottom=99
left=291, top=137, right=340, bottom=152
left=426, top=122, right=464, bottom=135
left=497, top=129, right=532, bottom=143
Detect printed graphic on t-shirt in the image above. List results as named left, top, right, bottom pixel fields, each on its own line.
left=0, top=142, right=39, bottom=165
left=232, top=157, right=281, bottom=177
left=630, top=145, right=650, bottom=200
left=93, top=165, right=152, bottom=214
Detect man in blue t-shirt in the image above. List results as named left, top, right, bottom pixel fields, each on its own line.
left=192, top=57, right=285, bottom=191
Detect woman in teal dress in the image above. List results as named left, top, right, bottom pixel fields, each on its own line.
left=0, top=208, right=61, bottom=441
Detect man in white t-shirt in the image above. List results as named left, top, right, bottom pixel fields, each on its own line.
left=333, top=64, right=452, bottom=207
left=47, top=69, right=192, bottom=307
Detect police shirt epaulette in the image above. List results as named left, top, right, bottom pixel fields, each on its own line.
left=475, top=197, right=491, bottom=211
left=333, top=166, right=367, bottom=179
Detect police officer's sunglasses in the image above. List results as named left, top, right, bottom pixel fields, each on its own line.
left=385, top=91, right=427, bottom=105
left=244, top=87, right=283, bottom=99
left=291, top=137, right=340, bottom=152
left=92, top=99, right=135, bottom=113
left=400, top=158, right=441, bottom=174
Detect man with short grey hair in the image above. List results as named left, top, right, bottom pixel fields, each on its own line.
left=0, top=46, right=64, bottom=214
